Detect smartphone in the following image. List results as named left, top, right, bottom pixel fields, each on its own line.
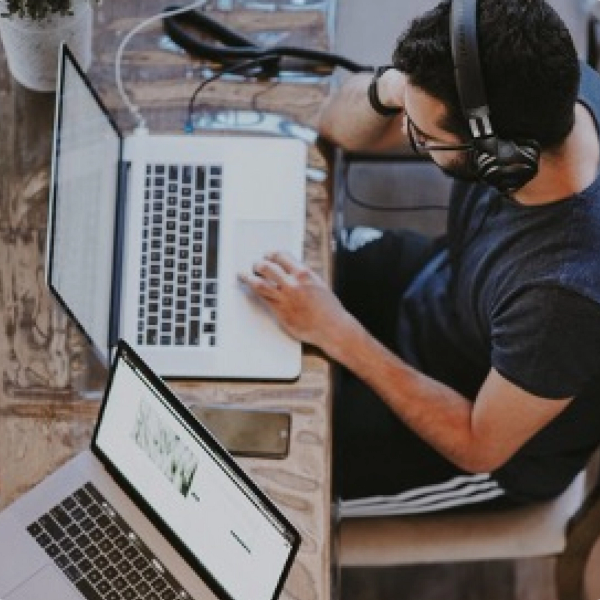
left=189, top=405, right=291, bottom=459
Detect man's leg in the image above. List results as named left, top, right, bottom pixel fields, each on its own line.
left=334, top=371, right=510, bottom=515
left=335, top=227, right=437, bottom=350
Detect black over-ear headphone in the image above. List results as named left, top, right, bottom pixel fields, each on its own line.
left=450, top=0, right=541, bottom=192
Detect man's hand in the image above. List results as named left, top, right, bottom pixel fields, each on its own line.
left=238, top=252, right=352, bottom=350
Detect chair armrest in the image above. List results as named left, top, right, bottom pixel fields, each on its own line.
left=556, top=449, right=600, bottom=600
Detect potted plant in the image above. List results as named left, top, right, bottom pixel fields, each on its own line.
left=3, top=0, right=75, bottom=20
left=0, top=0, right=96, bottom=91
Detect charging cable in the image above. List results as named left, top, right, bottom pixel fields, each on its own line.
left=115, top=0, right=208, bottom=130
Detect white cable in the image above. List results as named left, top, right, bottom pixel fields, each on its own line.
left=115, top=0, right=207, bottom=130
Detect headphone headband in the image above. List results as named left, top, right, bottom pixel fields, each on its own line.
left=450, top=0, right=492, bottom=139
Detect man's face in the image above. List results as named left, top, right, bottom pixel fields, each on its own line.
left=403, top=83, right=478, bottom=181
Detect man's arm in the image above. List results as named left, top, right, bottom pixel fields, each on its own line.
left=317, top=69, right=408, bottom=153
left=239, top=252, right=572, bottom=473
left=331, top=317, right=572, bottom=472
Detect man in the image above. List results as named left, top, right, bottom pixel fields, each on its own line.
left=240, top=0, right=600, bottom=514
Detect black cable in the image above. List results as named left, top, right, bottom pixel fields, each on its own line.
left=342, top=162, right=450, bottom=212
left=163, top=6, right=374, bottom=74
left=186, top=55, right=280, bottom=130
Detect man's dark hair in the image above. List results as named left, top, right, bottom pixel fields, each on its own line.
left=393, top=0, right=579, bottom=150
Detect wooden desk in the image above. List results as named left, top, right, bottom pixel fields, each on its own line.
left=0, top=2, right=335, bottom=599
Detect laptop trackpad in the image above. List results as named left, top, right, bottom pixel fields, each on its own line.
left=7, top=566, right=81, bottom=600
left=235, top=219, right=296, bottom=275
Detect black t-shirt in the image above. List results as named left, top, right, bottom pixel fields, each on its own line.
left=398, top=62, right=600, bottom=501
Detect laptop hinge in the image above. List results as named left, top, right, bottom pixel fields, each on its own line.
left=109, top=160, right=131, bottom=351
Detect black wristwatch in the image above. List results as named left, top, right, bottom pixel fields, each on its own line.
left=367, top=65, right=402, bottom=117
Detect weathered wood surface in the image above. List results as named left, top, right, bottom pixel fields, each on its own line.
left=0, top=2, right=335, bottom=599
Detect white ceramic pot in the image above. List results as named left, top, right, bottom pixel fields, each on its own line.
left=0, top=0, right=92, bottom=92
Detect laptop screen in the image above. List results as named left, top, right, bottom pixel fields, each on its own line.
left=93, top=342, right=299, bottom=600
left=47, top=45, right=121, bottom=365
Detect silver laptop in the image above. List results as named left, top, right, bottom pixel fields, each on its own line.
left=46, top=44, right=306, bottom=379
left=0, top=339, right=301, bottom=600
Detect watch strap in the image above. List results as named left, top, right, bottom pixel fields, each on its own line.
left=367, top=65, right=402, bottom=116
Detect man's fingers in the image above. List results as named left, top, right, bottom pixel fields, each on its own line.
left=238, top=273, right=280, bottom=300
left=252, top=257, right=292, bottom=289
left=264, top=251, right=303, bottom=276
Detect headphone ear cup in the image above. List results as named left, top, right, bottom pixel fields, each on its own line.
left=472, top=138, right=540, bottom=192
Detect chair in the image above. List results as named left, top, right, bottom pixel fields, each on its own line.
left=337, top=451, right=600, bottom=600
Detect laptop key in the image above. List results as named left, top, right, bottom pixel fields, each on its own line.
left=142, top=566, right=158, bottom=582
left=59, top=537, right=75, bottom=553
left=84, top=544, right=99, bottom=559
left=152, top=578, right=167, bottom=592
left=114, top=576, right=127, bottom=591
left=189, top=321, right=200, bottom=345
left=105, top=524, right=120, bottom=538
left=45, top=543, right=61, bottom=558
left=136, top=580, right=151, bottom=595
left=89, top=528, right=103, bottom=542
left=62, top=496, right=77, bottom=511
left=96, top=579, right=111, bottom=594
left=78, top=558, right=93, bottom=574
left=75, top=578, right=103, bottom=600
left=39, top=514, right=64, bottom=541
left=55, top=553, right=69, bottom=569
left=103, top=565, right=119, bottom=580
left=69, top=547, right=85, bottom=563
left=87, top=503, right=102, bottom=518
left=195, top=166, right=205, bottom=189
left=133, top=555, right=148, bottom=570
left=74, top=488, right=93, bottom=507
left=63, top=564, right=82, bottom=583
left=27, top=522, right=43, bottom=537
left=88, top=569, right=102, bottom=584
left=117, top=559, right=133, bottom=575
left=72, top=506, right=87, bottom=521
left=126, top=571, right=142, bottom=586
left=50, top=505, right=71, bottom=527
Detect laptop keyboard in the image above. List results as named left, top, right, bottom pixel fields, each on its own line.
left=27, top=482, right=191, bottom=600
left=138, top=163, right=222, bottom=348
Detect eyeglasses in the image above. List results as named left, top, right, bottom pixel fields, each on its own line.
left=406, top=113, right=472, bottom=154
